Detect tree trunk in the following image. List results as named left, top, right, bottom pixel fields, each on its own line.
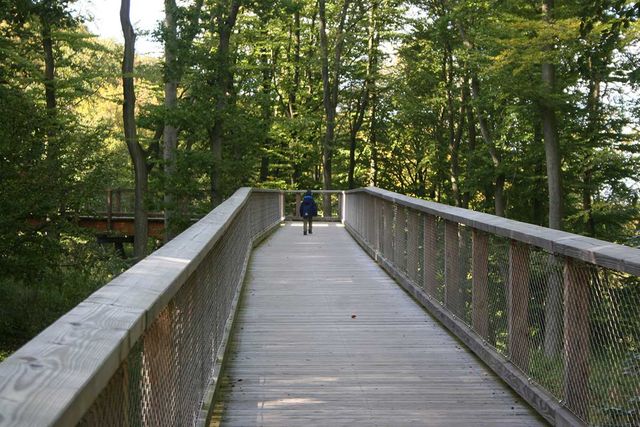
left=163, top=0, right=178, bottom=241
left=259, top=40, right=274, bottom=182
left=209, top=0, right=241, bottom=207
left=462, top=76, right=476, bottom=209
left=121, top=0, right=148, bottom=261
left=41, top=18, right=57, bottom=151
left=445, top=42, right=464, bottom=207
left=541, top=0, right=562, bottom=231
left=348, top=0, right=378, bottom=190
left=163, top=0, right=203, bottom=239
left=319, top=0, right=350, bottom=212
left=347, top=89, right=368, bottom=189
left=541, top=0, right=563, bottom=357
left=583, top=62, right=600, bottom=237
left=288, top=7, right=301, bottom=118
left=458, top=24, right=505, bottom=216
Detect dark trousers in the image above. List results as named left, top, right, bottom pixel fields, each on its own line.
left=303, top=216, right=313, bottom=234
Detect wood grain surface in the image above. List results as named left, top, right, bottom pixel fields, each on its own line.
left=210, top=223, right=546, bottom=426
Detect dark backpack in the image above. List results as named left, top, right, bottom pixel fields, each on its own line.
left=301, top=195, right=317, bottom=217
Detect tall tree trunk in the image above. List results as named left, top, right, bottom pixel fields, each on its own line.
left=209, top=0, right=241, bottom=207
left=458, top=25, right=505, bottom=216
left=319, top=0, right=350, bottom=212
left=462, top=76, right=476, bottom=209
left=121, top=0, right=148, bottom=261
left=39, top=14, right=63, bottom=221
left=532, top=123, right=545, bottom=226
left=445, top=41, right=464, bottom=207
left=470, top=76, right=505, bottom=216
left=541, top=0, right=562, bottom=231
left=259, top=40, right=274, bottom=182
left=348, top=0, right=378, bottom=190
left=288, top=6, right=301, bottom=118
left=541, top=0, right=563, bottom=358
left=164, top=0, right=179, bottom=241
left=41, top=18, right=57, bottom=151
left=347, top=89, right=368, bottom=189
left=163, top=0, right=203, bottom=239
left=583, top=60, right=600, bottom=237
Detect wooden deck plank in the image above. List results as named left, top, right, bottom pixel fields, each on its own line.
left=210, top=222, right=546, bottom=426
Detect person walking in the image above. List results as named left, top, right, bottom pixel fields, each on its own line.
left=299, top=190, right=318, bottom=235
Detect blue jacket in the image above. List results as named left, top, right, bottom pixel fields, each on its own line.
left=299, top=194, right=318, bottom=217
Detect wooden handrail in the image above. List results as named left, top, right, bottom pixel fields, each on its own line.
left=0, top=188, right=283, bottom=426
left=349, top=186, right=640, bottom=275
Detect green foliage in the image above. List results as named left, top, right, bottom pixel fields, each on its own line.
left=0, top=235, right=126, bottom=355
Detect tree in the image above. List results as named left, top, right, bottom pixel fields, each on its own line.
left=208, top=0, right=242, bottom=207
left=319, top=0, right=350, bottom=211
left=163, top=0, right=204, bottom=240
left=120, top=0, right=148, bottom=260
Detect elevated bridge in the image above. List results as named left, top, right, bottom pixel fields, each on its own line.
left=1, top=187, right=639, bottom=426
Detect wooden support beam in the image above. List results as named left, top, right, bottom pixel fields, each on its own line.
left=563, top=258, right=590, bottom=422
left=394, top=205, right=407, bottom=272
left=508, top=240, right=530, bottom=373
left=472, top=229, right=489, bottom=339
left=423, top=214, right=437, bottom=297
left=445, top=220, right=461, bottom=316
left=294, top=194, right=301, bottom=219
left=407, top=210, right=420, bottom=284
left=382, top=201, right=392, bottom=259
left=374, top=197, right=380, bottom=252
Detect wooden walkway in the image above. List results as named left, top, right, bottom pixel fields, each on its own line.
left=211, top=222, right=546, bottom=426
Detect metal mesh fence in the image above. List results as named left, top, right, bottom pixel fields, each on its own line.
left=78, top=190, right=281, bottom=426
left=344, top=189, right=640, bottom=426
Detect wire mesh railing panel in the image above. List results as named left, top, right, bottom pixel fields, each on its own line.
left=527, top=249, right=565, bottom=403
left=485, top=233, right=510, bottom=356
left=457, top=225, right=473, bottom=325
left=434, top=217, right=446, bottom=304
left=587, top=267, right=640, bottom=426
left=76, top=190, right=281, bottom=426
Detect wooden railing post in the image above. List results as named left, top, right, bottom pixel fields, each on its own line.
left=280, top=192, right=285, bottom=219
left=407, top=210, right=420, bottom=283
left=382, top=201, right=392, bottom=259
left=394, top=205, right=407, bottom=272
left=374, top=197, right=380, bottom=252
left=114, top=189, right=122, bottom=213
left=508, top=241, right=530, bottom=372
left=423, top=214, right=437, bottom=296
left=294, top=193, right=301, bottom=219
left=472, top=229, right=489, bottom=339
left=445, top=221, right=461, bottom=315
left=338, top=192, right=343, bottom=221
left=563, top=258, right=590, bottom=421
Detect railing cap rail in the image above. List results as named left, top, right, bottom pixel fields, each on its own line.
left=0, top=187, right=256, bottom=427
left=351, top=186, right=640, bottom=276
